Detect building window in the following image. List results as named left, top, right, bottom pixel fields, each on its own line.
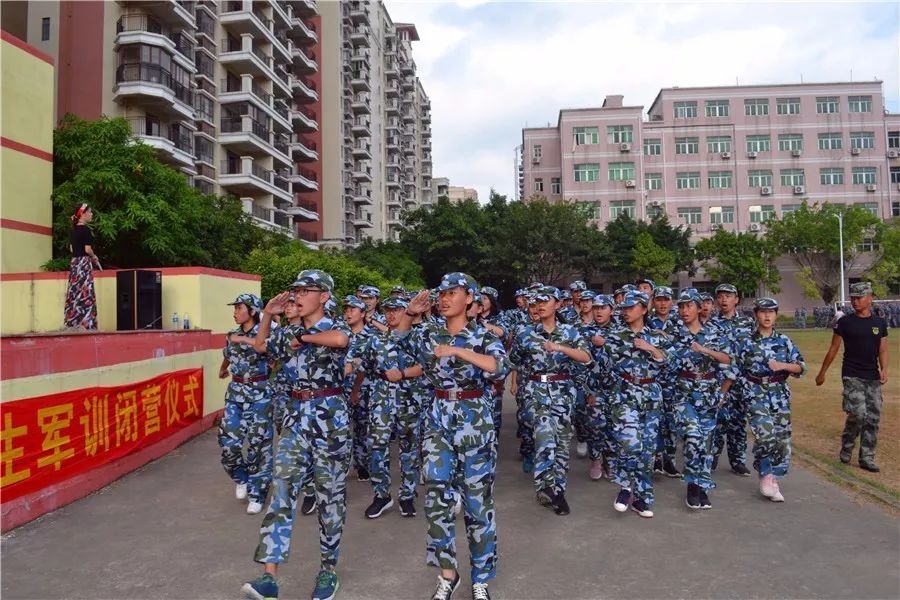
left=892, top=201, right=900, bottom=217
left=781, top=204, right=801, bottom=215
left=609, top=200, right=635, bottom=220
left=573, top=127, right=599, bottom=145
left=533, top=144, right=542, bottom=159
left=705, top=100, right=730, bottom=117
left=578, top=201, right=601, bottom=220
left=643, top=138, right=661, bottom=155
left=750, top=205, right=776, bottom=223
left=778, top=134, right=803, bottom=151
left=851, top=167, right=877, bottom=185
left=891, top=167, right=900, bottom=185
left=816, top=96, right=840, bottom=114
left=607, top=125, right=633, bottom=144
left=748, top=170, right=773, bottom=188
left=889, top=131, right=900, bottom=149
left=534, top=178, right=544, bottom=193
left=645, top=173, right=662, bottom=190
left=780, top=169, right=805, bottom=186
left=708, top=171, right=733, bottom=189
left=677, top=207, right=702, bottom=225
left=850, top=132, right=875, bottom=150
left=746, top=135, right=771, bottom=153
left=776, top=97, right=801, bottom=115
left=744, top=98, right=769, bottom=116
left=710, top=206, right=735, bottom=225
left=675, top=137, right=699, bottom=154
left=848, top=95, right=873, bottom=113
left=707, top=136, right=732, bottom=153
left=818, top=132, right=842, bottom=150
left=41, top=17, right=51, bottom=41
left=574, top=163, right=600, bottom=182
left=608, top=162, right=635, bottom=181
left=676, top=171, right=701, bottom=189
left=820, top=168, right=844, bottom=185
left=857, top=238, right=880, bottom=252
left=646, top=203, right=664, bottom=219
left=551, top=177, right=561, bottom=194
left=674, top=101, right=697, bottom=118
left=857, top=202, right=879, bottom=215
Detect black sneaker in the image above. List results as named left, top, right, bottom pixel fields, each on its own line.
left=839, top=450, right=852, bottom=464
left=430, top=572, right=460, bottom=600
left=653, top=455, right=664, bottom=475
left=472, top=582, right=492, bottom=600
left=356, top=467, right=370, bottom=481
left=536, top=486, right=555, bottom=508
left=552, top=492, right=570, bottom=516
left=630, top=498, right=654, bottom=518
left=301, top=495, right=316, bottom=516
left=859, top=461, right=881, bottom=473
left=662, top=456, right=681, bottom=478
left=685, top=483, right=701, bottom=510
left=613, top=488, right=631, bottom=512
left=698, top=489, right=712, bottom=509
left=711, top=455, right=719, bottom=471
left=364, top=495, right=393, bottom=519
left=398, top=498, right=416, bottom=517
left=731, top=462, right=751, bottom=477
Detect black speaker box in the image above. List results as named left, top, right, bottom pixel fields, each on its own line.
left=116, top=270, right=162, bottom=330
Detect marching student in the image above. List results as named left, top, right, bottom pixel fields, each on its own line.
left=586, top=294, right=617, bottom=481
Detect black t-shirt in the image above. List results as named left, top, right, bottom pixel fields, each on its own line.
left=834, top=313, right=888, bottom=380
left=70, top=225, right=94, bottom=257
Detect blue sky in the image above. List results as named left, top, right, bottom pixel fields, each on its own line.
left=386, top=1, right=900, bottom=202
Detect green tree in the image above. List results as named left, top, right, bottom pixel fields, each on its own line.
left=631, top=232, right=676, bottom=282
left=867, top=218, right=900, bottom=298
left=348, top=239, right=425, bottom=288
left=765, top=201, right=882, bottom=303
left=601, top=214, right=693, bottom=282
left=694, top=228, right=781, bottom=297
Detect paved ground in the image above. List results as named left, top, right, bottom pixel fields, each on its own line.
left=3, top=399, right=899, bottom=600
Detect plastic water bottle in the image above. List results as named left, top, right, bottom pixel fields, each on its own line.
left=182, top=313, right=190, bottom=329
left=171, top=312, right=180, bottom=329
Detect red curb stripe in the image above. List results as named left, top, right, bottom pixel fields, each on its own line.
left=0, top=218, right=53, bottom=236
left=0, top=136, right=53, bottom=162
left=0, top=30, right=55, bottom=66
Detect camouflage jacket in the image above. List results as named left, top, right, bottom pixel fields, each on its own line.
left=669, top=322, right=732, bottom=405
left=268, top=316, right=350, bottom=391
left=599, top=324, right=671, bottom=384
left=509, top=321, right=592, bottom=377
left=225, top=322, right=268, bottom=378
left=734, top=329, right=806, bottom=395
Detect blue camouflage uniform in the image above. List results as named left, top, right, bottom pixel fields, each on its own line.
left=341, top=295, right=375, bottom=475
left=571, top=290, right=598, bottom=452
left=512, top=294, right=539, bottom=463
left=586, top=295, right=617, bottom=466
left=480, top=286, right=508, bottom=441
left=647, top=286, right=684, bottom=465
left=219, top=294, right=273, bottom=504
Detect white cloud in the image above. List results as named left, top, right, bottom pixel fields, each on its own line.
left=386, top=1, right=899, bottom=202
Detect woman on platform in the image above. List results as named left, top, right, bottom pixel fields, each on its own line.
left=64, top=203, right=101, bottom=330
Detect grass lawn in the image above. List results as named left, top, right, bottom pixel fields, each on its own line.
left=785, top=329, right=899, bottom=499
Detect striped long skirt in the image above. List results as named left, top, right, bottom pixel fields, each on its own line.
left=63, top=256, right=97, bottom=329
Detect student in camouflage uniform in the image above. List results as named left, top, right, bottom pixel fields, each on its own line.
left=572, top=290, right=598, bottom=460
left=599, top=291, right=671, bottom=518
left=479, top=286, right=508, bottom=442
left=509, top=286, right=592, bottom=516
left=669, top=289, right=733, bottom=509
left=647, top=286, right=683, bottom=479
left=510, top=293, right=541, bottom=473
left=242, top=270, right=351, bottom=600
left=710, top=283, right=755, bottom=476
left=502, top=289, right=529, bottom=332
left=219, top=293, right=273, bottom=516
left=341, top=296, right=373, bottom=482
left=358, top=285, right=388, bottom=332
left=635, top=278, right=655, bottom=296
left=404, top=273, right=510, bottom=600
left=699, top=293, right=716, bottom=325
left=559, top=280, right=586, bottom=324
left=735, top=298, right=806, bottom=502
left=585, top=294, right=616, bottom=481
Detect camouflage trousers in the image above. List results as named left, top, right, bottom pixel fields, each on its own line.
left=528, top=381, right=575, bottom=494
left=712, top=386, right=748, bottom=467
left=572, top=388, right=592, bottom=445
left=255, top=393, right=351, bottom=568
left=369, top=382, right=421, bottom=501
left=609, top=385, right=661, bottom=505
left=587, top=394, right=616, bottom=466
left=840, top=377, right=882, bottom=463
left=350, top=383, right=371, bottom=472
left=270, top=380, right=291, bottom=435
left=516, top=388, right=535, bottom=458
left=423, top=394, right=497, bottom=584
left=491, top=382, right=504, bottom=442
left=747, top=386, right=792, bottom=478
left=675, top=401, right=718, bottom=490
left=655, top=379, right=679, bottom=459
left=218, top=385, right=274, bottom=503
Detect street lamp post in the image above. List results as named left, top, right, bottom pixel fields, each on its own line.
left=834, top=212, right=846, bottom=305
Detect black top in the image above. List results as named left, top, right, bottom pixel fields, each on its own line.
left=70, top=225, right=94, bottom=257
left=834, top=313, right=888, bottom=380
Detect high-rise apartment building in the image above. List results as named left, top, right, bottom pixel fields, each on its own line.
left=522, top=82, right=899, bottom=235
left=431, top=176, right=478, bottom=203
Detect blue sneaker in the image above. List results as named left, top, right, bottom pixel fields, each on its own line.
left=522, top=454, right=534, bottom=473
left=242, top=573, right=278, bottom=600
left=312, top=569, right=340, bottom=600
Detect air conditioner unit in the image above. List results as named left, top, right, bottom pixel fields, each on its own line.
left=791, top=149, right=802, bottom=157
left=793, top=185, right=806, bottom=195
left=721, top=151, right=731, bottom=159
left=619, top=142, right=631, bottom=152
left=850, top=147, right=861, bottom=155
left=866, top=183, right=877, bottom=192
left=747, top=151, right=758, bottom=159
left=887, top=149, right=899, bottom=159
left=760, top=186, right=772, bottom=196
left=749, top=223, right=762, bottom=232
left=532, top=156, right=540, bottom=164
left=624, top=179, right=636, bottom=188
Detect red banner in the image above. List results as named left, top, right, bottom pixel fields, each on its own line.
left=1, top=368, right=203, bottom=502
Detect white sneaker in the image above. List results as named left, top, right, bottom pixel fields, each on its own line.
left=769, top=480, right=785, bottom=502
left=575, top=442, right=588, bottom=458
left=235, top=483, right=248, bottom=501
left=759, top=474, right=775, bottom=498
left=246, top=500, right=263, bottom=514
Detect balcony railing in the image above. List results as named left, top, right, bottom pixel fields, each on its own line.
left=221, top=115, right=270, bottom=140
left=116, top=15, right=195, bottom=61
left=116, top=62, right=194, bottom=107
left=274, top=211, right=291, bottom=227
left=296, top=199, right=318, bottom=213
left=126, top=116, right=193, bottom=153
left=298, top=229, right=319, bottom=242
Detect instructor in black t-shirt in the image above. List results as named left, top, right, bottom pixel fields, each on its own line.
left=815, top=282, right=889, bottom=472
left=63, top=203, right=101, bottom=330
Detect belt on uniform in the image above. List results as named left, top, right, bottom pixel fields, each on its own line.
left=678, top=371, right=716, bottom=381
left=620, top=372, right=656, bottom=385
left=746, top=374, right=787, bottom=385
left=434, top=388, right=484, bottom=401
left=232, top=374, right=268, bottom=384
left=529, top=372, right=570, bottom=383
left=290, top=387, right=343, bottom=401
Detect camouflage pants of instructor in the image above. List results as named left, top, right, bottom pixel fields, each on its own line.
left=529, top=381, right=575, bottom=494
left=255, top=393, right=351, bottom=569
left=423, top=395, right=497, bottom=584
left=218, top=386, right=274, bottom=503
left=840, top=377, right=882, bottom=463
left=369, top=383, right=421, bottom=501
left=711, top=386, right=748, bottom=468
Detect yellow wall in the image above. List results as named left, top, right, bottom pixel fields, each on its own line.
left=0, top=228, right=50, bottom=275
left=1, top=37, right=54, bottom=153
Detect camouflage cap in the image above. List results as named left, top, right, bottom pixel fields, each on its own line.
left=653, top=286, right=674, bottom=299
left=754, top=297, right=780, bottom=310
left=560, top=290, right=572, bottom=300
left=592, top=294, right=615, bottom=307
left=533, top=286, right=561, bottom=302
left=700, top=292, right=714, bottom=302
left=622, top=284, right=638, bottom=293
left=514, top=288, right=526, bottom=297
left=227, top=293, right=263, bottom=313
left=527, top=281, right=543, bottom=291
left=471, top=291, right=484, bottom=304
left=636, top=278, right=657, bottom=290
left=619, top=290, right=650, bottom=308
left=614, top=286, right=627, bottom=296
left=342, top=295, right=366, bottom=310
left=292, top=269, right=334, bottom=292
left=849, top=281, right=873, bottom=297
left=579, top=290, right=597, bottom=302
left=391, top=285, right=406, bottom=294
left=676, top=288, right=702, bottom=306
left=381, top=296, right=409, bottom=310
left=358, top=285, right=381, bottom=298
left=526, top=291, right=539, bottom=305
left=324, top=297, right=338, bottom=316
left=479, top=286, right=499, bottom=298
left=715, top=283, right=739, bottom=295
left=569, top=280, right=587, bottom=292
left=437, top=272, right=477, bottom=292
